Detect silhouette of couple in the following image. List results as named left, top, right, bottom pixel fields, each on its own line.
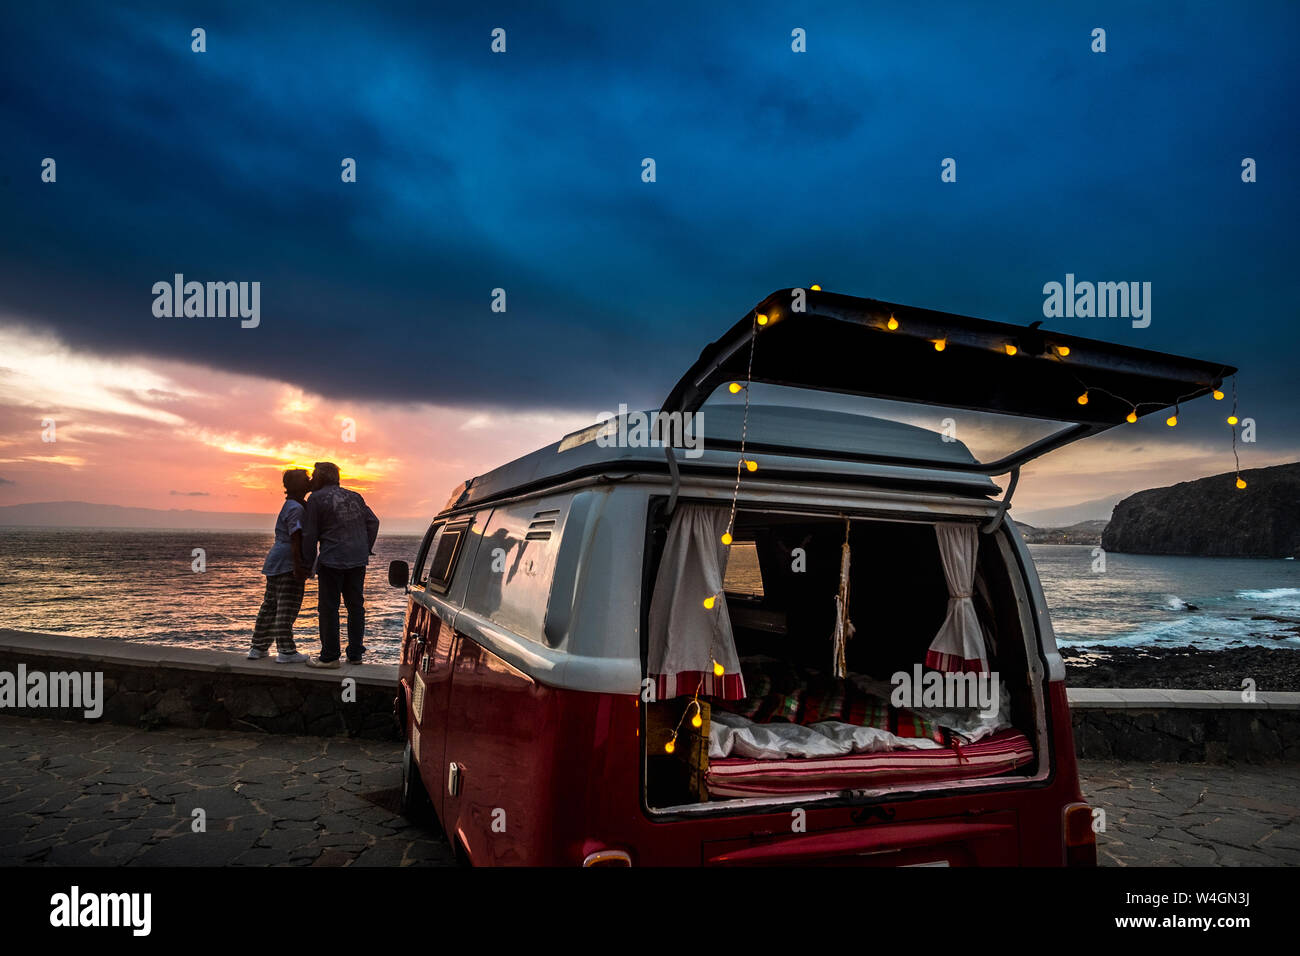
left=247, top=461, right=379, bottom=668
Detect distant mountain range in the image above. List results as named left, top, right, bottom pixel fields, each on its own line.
left=0, top=500, right=428, bottom=534
left=1013, top=519, right=1108, bottom=545
left=1010, top=494, right=1123, bottom=528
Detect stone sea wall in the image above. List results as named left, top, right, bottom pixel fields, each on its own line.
left=1072, top=708, right=1300, bottom=763
left=1068, top=688, right=1300, bottom=763
left=0, top=630, right=399, bottom=740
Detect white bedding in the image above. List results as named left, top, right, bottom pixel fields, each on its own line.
left=708, top=684, right=1011, bottom=761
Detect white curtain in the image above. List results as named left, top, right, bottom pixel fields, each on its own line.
left=647, top=504, right=747, bottom=700
left=924, top=522, right=989, bottom=673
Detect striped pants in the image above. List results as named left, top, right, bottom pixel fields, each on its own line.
left=251, top=572, right=305, bottom=655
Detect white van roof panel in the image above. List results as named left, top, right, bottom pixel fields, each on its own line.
left=700, top=404, right=977, bottom=465
left=444, top=405, right=998, bottom=514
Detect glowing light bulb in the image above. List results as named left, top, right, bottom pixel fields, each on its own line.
left=1228, top=415, right=1239, bottom=425
left=721, top=532, right=733, bottom=546
left=664, top=738, right=676, bottom=754
left=1056, top=345, right=1071, bottom=357
left=1004, top=344, right=1018, bottom=356
left=691, top=712, right=703, bottom=729
left=1126, top=409, right=1138, bottom=423
left=1236, top=477, right=1247, bottom=489
left=810, top=284, right=821, bottom=291
left=1213, top=389, right=1225, bottom=400
left=745, top=459, right=758, bottom=472
left=728, top=382, right=743, bottom=394
left=933, top=339, right=946, bottom=352
left=887, top=315, right=899, bottom=331
left=1166, top=415, right=1177, bottom=427
left=1077, top=392, right=1089, bottom=406
left=756, top=313, right=769, bottom=326
left=702, top=595, right=715, bottom=610
left=713, top=660, right=724, bottom=677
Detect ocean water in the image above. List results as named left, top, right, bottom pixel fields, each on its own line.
left=0, top=532, right=1297, bottom=663
left=1028, top=544, right=1300, bottom=650
left=0, top=529, right=424, bottom=664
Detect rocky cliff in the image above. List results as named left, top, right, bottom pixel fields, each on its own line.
left=1101, top=462, right=1300, bottom=557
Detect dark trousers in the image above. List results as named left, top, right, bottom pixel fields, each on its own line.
left=316, top=564, right=367, bottom=662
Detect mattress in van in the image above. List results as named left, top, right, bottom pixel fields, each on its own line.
left=704, top=729, right=1033, bottom=798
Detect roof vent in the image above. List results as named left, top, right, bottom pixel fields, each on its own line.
left=526, top=509, right=559, bottom=540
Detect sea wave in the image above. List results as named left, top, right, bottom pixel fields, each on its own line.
left=1057, top=613, right=1300, bottom=650
left=1237, top=588, right=1300, bottom=600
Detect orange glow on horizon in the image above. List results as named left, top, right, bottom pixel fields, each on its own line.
left=0, top=325, right=593, bottom=523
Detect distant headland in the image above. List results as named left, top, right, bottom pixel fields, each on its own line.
left=1101, top=462, right=1300, bottom=558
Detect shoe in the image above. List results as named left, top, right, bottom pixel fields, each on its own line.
left=247, top=648, right=269, bottom=660
left=276, top=652, right=309, bottom=663
left=305, top=656, right=341, bottom=669
left=345, top=657, right=364, bottom=665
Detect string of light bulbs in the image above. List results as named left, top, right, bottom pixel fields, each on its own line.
left=662, top=291, right=1247, bottom=756
left=889, top=307, right=1246, bottom=489
left=1230, top=375, right=1246, bottom=489
left=666, top=306, right=766, bottom=755
left=1068, top=371, right=1246, bottom=488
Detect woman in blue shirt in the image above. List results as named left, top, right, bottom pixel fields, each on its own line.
left=247, top=468, right=312, bottom=662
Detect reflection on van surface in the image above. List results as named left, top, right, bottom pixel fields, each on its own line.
left=389, top=289, right=1234, bottom=866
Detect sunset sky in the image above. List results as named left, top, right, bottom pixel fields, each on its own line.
left=1, top=1, right=1297, bottom=528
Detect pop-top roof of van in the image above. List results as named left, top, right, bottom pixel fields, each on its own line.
left=697, top=403, right=977, bottom=465
left=443, top=404, right=994, bottom=512
left=441, top=289, right=1235, bottom=513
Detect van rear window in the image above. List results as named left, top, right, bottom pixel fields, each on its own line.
left=723, top=541, right=763, bottom=598
left=644, top=504, right=1039, bottom=811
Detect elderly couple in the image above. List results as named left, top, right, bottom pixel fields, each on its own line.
left=247, top=461, right=380, bottom=668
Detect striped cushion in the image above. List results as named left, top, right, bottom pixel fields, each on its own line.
left=705, top=729, right=1034, bottom=798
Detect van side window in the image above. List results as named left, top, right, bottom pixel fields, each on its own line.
left=412, top=522, right=442, bottom=587
left=461, top=498, right=569, bottom=643
left=426, top=518, right=472, bottom=593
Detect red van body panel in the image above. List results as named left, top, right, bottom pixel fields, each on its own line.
left=400, top=616, right=1087, bottom=867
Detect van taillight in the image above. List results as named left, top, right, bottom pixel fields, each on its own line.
left=582, top=849, right=632, bottom=867
left=1063, top=803, right=1097, bottom=867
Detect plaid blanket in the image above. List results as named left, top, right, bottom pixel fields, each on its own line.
left=712, top=658, right=944, bottom=744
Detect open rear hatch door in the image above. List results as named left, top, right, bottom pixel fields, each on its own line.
left=661, top=289, right=1235, bottom=474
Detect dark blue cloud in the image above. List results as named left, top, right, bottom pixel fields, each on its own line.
left=0, top=0, right=1296, bottom=448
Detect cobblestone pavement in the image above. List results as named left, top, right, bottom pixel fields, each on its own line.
left=1080, top=759, right=1300, bottom=866
left=2, top=716, right=1298, bottom=866
left=0, top=716, right=453, bottom=866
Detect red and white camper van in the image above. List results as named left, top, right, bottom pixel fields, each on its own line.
left=388, top=289, right=1232, bottom=866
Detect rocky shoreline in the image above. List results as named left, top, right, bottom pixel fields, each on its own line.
left=1063, top=644, right=1300, bottom=692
